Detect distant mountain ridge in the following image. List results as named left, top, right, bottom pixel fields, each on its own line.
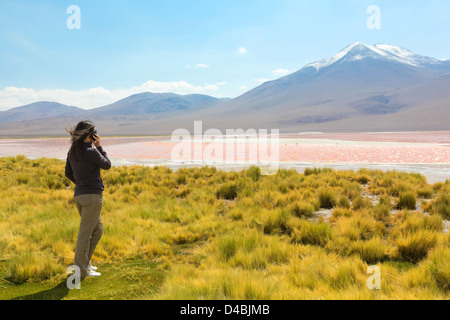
left=86, top=92, right=219, bottom=117
left=0, top=93, right=220, bottom=123
left=1, top=42, right=449, bottom=136
left=0, top=102, right=84, bottom=123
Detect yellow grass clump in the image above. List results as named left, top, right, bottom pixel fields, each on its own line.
left=0, top=157, right=449, bottom=300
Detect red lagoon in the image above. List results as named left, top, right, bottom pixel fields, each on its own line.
left=1, top=132, right=449, bottom=182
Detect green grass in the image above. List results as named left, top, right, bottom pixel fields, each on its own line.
left=430, top=194, right=450, bottom=220
left=317, top=189, right=337, bottom=209
left=216, top=182, right=240, bottom=200
left=397, top=192, right=418, bottom=210
left=371, top=204, right=391, bottom=221
left=2, top=259, right=165, bottom=300
left=428, top=246, right=450, bottom=291
left=289, top=201, right=315, bottom=218
left=0, top=156, right=449, bottom=300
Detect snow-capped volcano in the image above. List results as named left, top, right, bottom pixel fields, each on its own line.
left=1, top=42, right=449, bottom=136
left=191, top=41, right=450, bottom=132
left=305, top=42, right=444, bottom=71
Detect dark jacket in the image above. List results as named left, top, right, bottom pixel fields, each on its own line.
left=65, top=142, right=112, bottom=197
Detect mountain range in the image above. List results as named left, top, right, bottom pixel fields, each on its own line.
left=1, top=42, right=449, bottom=137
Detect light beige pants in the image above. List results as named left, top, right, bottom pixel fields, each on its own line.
left=74, top=194, right=104, bottom=277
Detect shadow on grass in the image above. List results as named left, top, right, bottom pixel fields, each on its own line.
left=11, top=279, right=70, bottom=300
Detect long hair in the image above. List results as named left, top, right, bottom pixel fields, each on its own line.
left=68, top=120, right=96, bottom=159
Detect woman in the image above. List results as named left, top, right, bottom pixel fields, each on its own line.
left=65, top=120, right=111, bottom=278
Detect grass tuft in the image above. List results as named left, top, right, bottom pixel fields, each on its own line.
left=317, top=189, right=337, bottom=209
left=395, top=230, right=437, bottom=263
left=430, top=194, right=450, bottom=219
left=397, top=192, right=417, bottom=210
left=1, top=156, right=449, bottom=300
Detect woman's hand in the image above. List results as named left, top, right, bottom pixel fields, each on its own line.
left=93, top=134, right=101, bottom=147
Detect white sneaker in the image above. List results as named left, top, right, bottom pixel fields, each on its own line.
left=88, top=265, right=98, bottom=271
left=86, top=270, right=101, bottom=277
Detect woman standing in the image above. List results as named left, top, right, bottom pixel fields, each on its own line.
left=65, top=120, right=111, bottom=278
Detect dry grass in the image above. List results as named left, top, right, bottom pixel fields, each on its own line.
left=0, top=157, right=449, bottom=300
left=429, top=194, right=450, bottom=220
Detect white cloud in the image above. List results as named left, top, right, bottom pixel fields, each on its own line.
left=0, top=80, right=224, bottom=111
left=195, top=64, right=210, bottom=69
left=238, top=47, right=247, bottom=54
left=271, top=68, right=293, bottom=77
left=252, top=69, right=295, bottom=85
left=185, top=63, right=210, bottom=69
left=132, top=80, right=219, bottom=93
left=238, top=85, right=248, bottom=90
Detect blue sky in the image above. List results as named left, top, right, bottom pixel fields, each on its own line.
left=1, top=0, right=450, bottom=110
